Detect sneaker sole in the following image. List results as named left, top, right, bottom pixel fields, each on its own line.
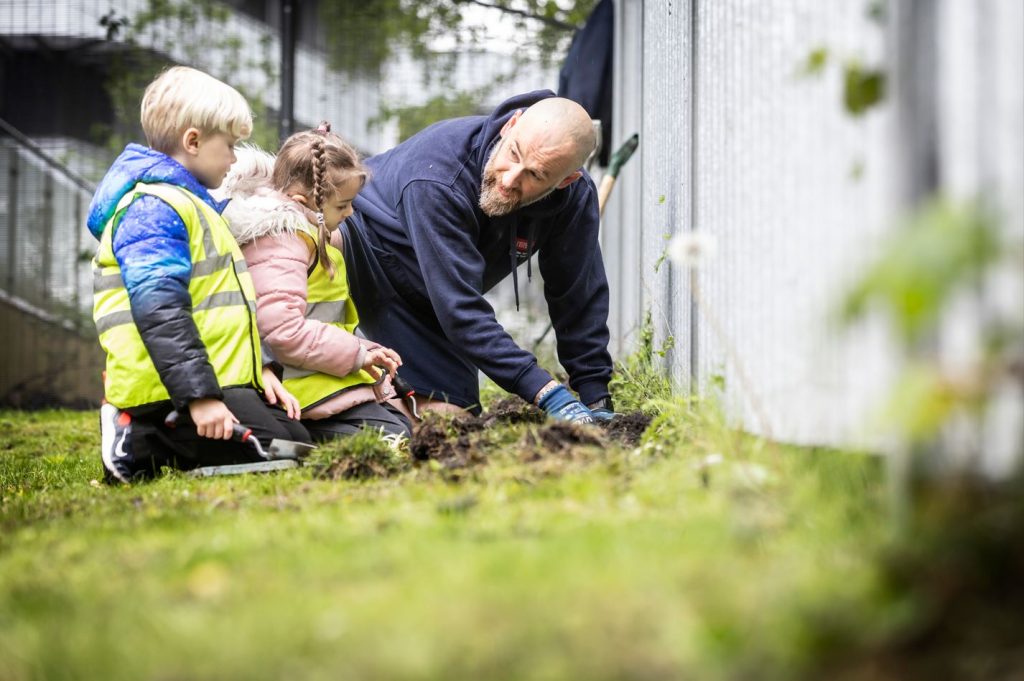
left=100, top=403, right=130, bottom=484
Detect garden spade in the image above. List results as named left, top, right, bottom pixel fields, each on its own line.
left=596, top=133, right=639, bottom=216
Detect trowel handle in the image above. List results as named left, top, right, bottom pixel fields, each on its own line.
left=231, top=424, right=254, bottom=443
left=391, top=374, right=421, bottom=421
left=164, top=410, right=253, bottom=443
left=164, top=409, right=182, bottom=428
left=392, top=374, right=416, bottom=399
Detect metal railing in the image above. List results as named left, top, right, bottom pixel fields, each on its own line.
left=0, top=117, right=95, bottom=326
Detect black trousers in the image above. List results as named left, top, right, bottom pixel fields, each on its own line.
left=302, top=401, right=412, bottom=443
left=129, top=387, right=312, bottom=471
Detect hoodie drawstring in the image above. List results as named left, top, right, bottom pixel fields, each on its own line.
left=508, top=219, right=537, bottom=312
left=509, top=221, right=520, bottom=311
left=526, top=221, right=536, bottom=283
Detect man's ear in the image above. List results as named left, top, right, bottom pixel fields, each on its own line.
left=499, top=109, right=522, bottom=137
left=181, top=127, right=202, bottom=156
left=555, top=170, right=583, bottom=190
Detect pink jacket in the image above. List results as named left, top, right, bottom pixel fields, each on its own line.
left=219, top=148, right=394, bottom=419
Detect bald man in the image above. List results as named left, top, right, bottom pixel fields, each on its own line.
left=342, top=91, right=614, bottom=423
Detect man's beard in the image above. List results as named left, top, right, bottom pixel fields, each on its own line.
left=478, top=140, right=555, bottom=217
left=479, top=172, right=521, bottom=217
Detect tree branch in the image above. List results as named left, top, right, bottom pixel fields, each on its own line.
left=454, top=0, right=579, bottom=32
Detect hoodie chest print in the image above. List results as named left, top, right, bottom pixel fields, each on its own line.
left=515, top=236, right=531, bottom=261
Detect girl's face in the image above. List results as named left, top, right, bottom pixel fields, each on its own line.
left=321, top=175, right=362, bottom=229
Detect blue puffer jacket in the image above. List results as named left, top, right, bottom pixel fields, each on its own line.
left=87, top=144, right=230, bottom=411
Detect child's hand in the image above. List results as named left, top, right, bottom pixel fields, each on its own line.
left=262, top=367, right=302, bottom=420
left=363, top=346, right=402, bottom=380
left=188, top=398, right=239, bottom=440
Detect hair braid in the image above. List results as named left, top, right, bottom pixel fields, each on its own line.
left=309, top=136, right=336, bottom=278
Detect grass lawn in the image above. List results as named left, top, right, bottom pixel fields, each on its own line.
left=0, top=401, right=952, bottom=680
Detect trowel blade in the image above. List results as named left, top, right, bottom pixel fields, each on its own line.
left=267, top=439, right=317, bottom=460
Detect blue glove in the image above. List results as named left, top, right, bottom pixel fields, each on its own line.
left=538, top=385, right=595, bottom=424
left=588, top=397, right=618, bottom=422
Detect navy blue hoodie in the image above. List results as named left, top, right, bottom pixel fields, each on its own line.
left=349, top=90, right=612, bottom=406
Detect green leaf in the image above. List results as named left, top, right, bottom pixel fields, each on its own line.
left=801, top=47, right=829, bottom=77
left=839, top=198, right=1003, bottom=345
left=843, top=62, right=886, bottom=116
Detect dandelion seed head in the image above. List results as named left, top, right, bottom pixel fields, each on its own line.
left=668, top=232, right=718, bottom=268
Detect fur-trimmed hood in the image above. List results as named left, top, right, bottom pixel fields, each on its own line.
left=215, top=145, right=316, bottom=245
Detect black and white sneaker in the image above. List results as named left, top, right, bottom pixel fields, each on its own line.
left=100, top=403, right=145, bottom=484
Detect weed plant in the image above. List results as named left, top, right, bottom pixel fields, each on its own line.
left=609, top=312, right=674, bottom=413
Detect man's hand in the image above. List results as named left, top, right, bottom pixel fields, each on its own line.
left=262, top=366, right=301, bottom=420
left=188, top=398, right=238, bottom=440
left=363, top=346, right=402, bottom=380
left=537, top=384, right=595, bottom=424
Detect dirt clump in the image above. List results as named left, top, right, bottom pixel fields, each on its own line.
left=481, top=397, right=546, bottom=426
left=520, top=421, right=608, bottom=463
left=410, top=416, right=487, bottom=473
left=599, top=411, right=651, bottom=446
left=481, top=397, right=651, bottom=446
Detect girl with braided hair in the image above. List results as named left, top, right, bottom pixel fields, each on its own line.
left=218, top=123, right=411, bottom=441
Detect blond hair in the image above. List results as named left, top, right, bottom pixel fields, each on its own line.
left=141, top=66, right=253, bottom=154
left=273, top=123, right=367, bottom=278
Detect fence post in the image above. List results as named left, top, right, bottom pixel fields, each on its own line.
left=279, top=0, right=296, bottom=142
left=6, top=147, right=17, bottom=296
left=74, top=192, right=83, bottom=315
left=41, top=172, right=53, bottom=304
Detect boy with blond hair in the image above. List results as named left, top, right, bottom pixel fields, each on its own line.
left=88, top=66, right=309, bottom=483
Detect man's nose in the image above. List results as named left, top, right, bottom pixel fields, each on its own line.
left=502, top=166, right=522, bottom=188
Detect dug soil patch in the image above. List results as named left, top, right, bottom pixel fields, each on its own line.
left=410, top=399, right=651, bottom=475
left=599, top=411, right=651, bottom=446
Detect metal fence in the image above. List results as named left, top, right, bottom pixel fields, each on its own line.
left=603, top=0, right=1024, bottom=464
left=0, top=118, right=104, bottom=407
left=1, top=118, right=93, bottom=318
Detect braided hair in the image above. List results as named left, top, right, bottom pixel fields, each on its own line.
left=308, top=132, right=333, bottom=277
left=272, top=121, right=367, bottom=279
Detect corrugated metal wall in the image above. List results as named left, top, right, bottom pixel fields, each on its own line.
left=604, top=0, right=1024, bottom=452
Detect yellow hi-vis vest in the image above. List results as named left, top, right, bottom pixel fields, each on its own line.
left=281, top=224, right=377, bottom=410
left=93, top=182, right=263, bottom=409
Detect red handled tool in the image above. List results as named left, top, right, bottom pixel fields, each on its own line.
left=163, top=410, right=306, bottom=461
left=391, top=374, right=421, bottom=420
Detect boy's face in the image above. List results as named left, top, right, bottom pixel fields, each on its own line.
left=180, top=130, right=238, bottom=189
